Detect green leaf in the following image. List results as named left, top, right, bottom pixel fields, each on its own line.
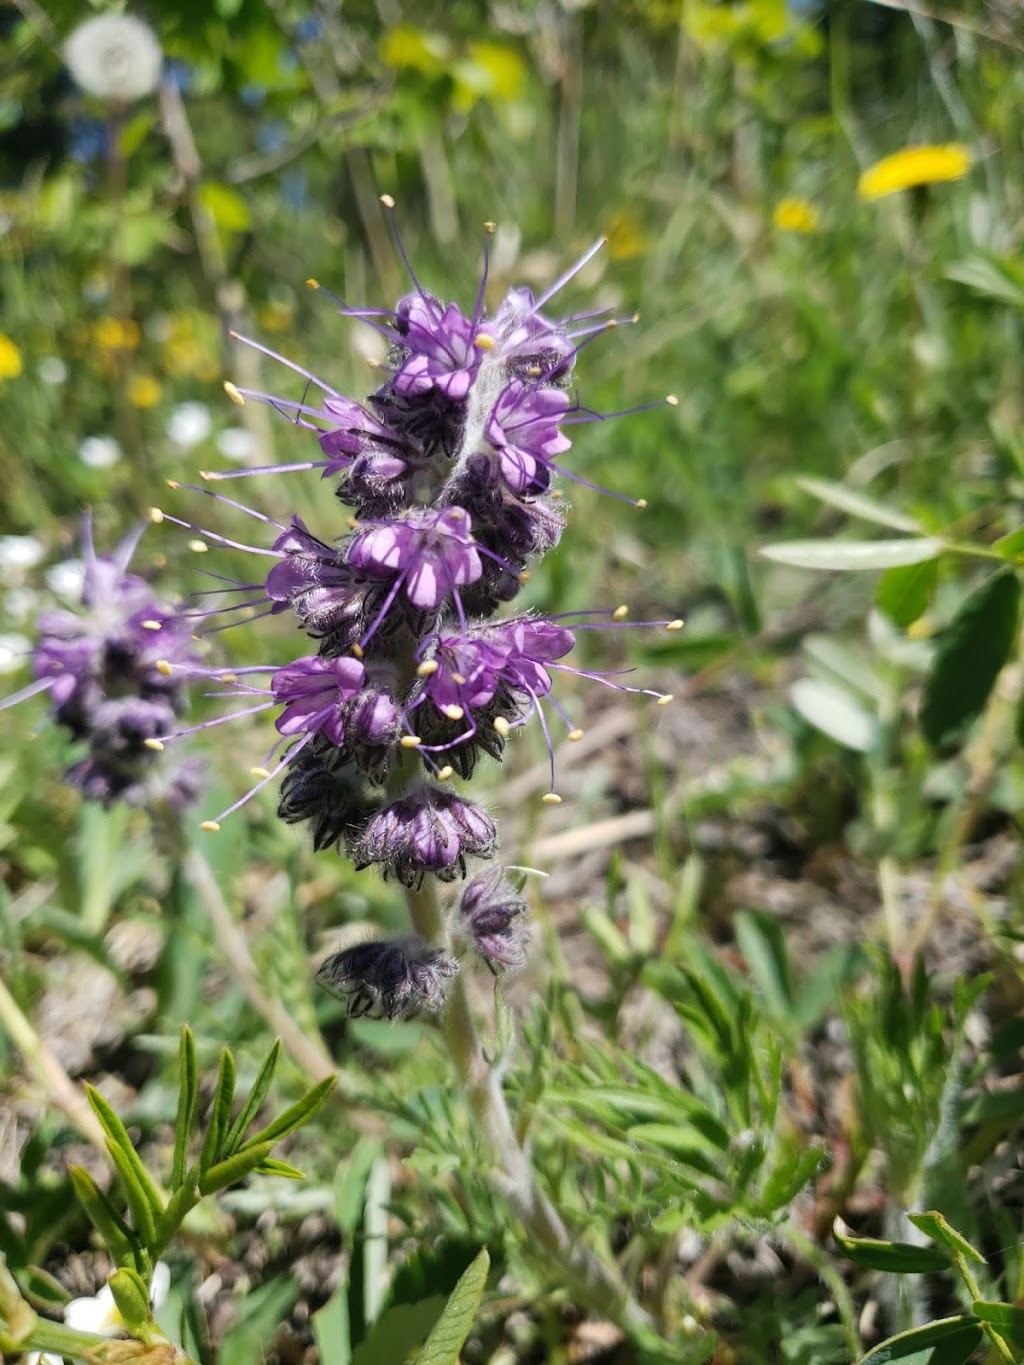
left=253, top=1156, right=307, bottom=1180
left=734, top=911, right=794, bottom=1021
left=353, top=1299, right=448, bottom=1365
left=877, top=558, right=939, bottom=627
left=906, top=1212, right=985, bottom=1265
left=240, top=1074, right=336, bottom=1151
left=172, top=1027, right=199, bottom=1189
left=921, top=570, right=1021, bottom=747
left=415, top=1247, right=489, bottom=1365
left=197, top=181, right=252, bottom=233
left=971, top=1300, right=1024, bottom=1348
left=790, top=677, right=877, bottom=752
left=108, top=1268, right=151, bottom=1331
left=833, top=1223, right=951, bottom=1273
left=946, top=254, right=1024, bottom=308
left=153, top=1179, right=200, bottom=1255
left=222, top=1040, right=280, bottom=1157
left=796, top=477, right=921, bottom=532
left=856, top=1316, right=983, bottom=1364
left=760, top=538, right=943, bottom=572
left=68, top=1166, right=133, bottom=1262
left=85, top=1087, right=164, bottom=1223
left=993, top=525, right=1024, bottom=563
left=106, top=1141, right=158, bottom=1245
left=199, top=1048, right=237, bottom=1173
left=756, top=1144, right=825, bottom=1213
left=198, top=1141, right=275, bottom=1196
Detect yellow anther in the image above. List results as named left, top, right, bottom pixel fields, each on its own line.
left=568, top=728, right=584, bottom=742
left=141, top=619, right=162, bottom=631
left=144, top=738, right=165, bottom=751
left=347, top=516, right=359, bottom=529
left=542, top=792, right=562, bottom=805
left=148, top=507, right=164, bottom=524
left=666, top=619, right=683, bottom=631
left=199, top=470, right=218, bottom=481
left=200, top=820, right=221, bottom=832
left=483, top=220, right=496, bottom=234
left=666, top=394, right=679, bottom=406
left=449, top=507, right=464, bottom=519
left=657, top=694, right=674, bottom=706
left=351, top=643, right=364, bottom=660
left=380, top=193, right=396, bottom=209
left=417, top=659, right=440, bottom=676
left=224, top=381, right=245, bottom=406
left=250, top=766, right=271, bottom=779
left=166, top=479, right=180, bottom=490
left=518, top=571, right=531, bottom=584
left=493, top=716, right=511, bottom=738
left=443, top=704, right=465, bottom=721
left=188, top=540, right=208, bottom=553
left=452, top=673, right=467, bottom=685
left=527, top=365, right=541, bottom=377
left=474, top=333, right=496, bottom=352
left=437, top=765, right=454, bottom=782
left=305, top=278, right=320, bottom=290
left=613, top=604, right=629, bottom=621
left=156, top=660, right=172, bottom=676
left=635, top=499, right=648, bottom=511
left=400, top=735, right=422, bottom=748
left=549, top=489, right=564, bottom=499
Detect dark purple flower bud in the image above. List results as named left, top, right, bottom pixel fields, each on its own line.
left=346, top=506, right=482, bottom=613
left=278, top=749, right=379, bottom=852
left=316, top=934, right=458, bottom=1019
left=455, top=868, right=530, bottom=972
left=348, top=785, right=496, bottom=886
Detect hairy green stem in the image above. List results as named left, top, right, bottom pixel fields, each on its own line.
left=404, top=879, right=655, bottom=1338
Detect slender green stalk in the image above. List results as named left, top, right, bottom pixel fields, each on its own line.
left=404, top=879, right=655, bottom=1338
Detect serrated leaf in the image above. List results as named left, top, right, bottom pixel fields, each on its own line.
left=198, top=1141, right=275, bottom=1196
left=415, top=1247, right=489, bottom=1365
left=85, top=1087, right=164, bottom=1223
left=760, top=538, right=943, bottom=572
left=921, top=570, right=1021, bottom=747
left=971, top=1300, right=1024, bottom=1348
left=796, top=477, right=921, bottom=532
left=906, top=1212, right=985, bottom=1265
left=68, top=1166, right=133, bottom=1261
left=790, top=677, right=877, bottom=752
left=877, top=558, right=939, bottom=628
left=833, top=1223, right=951, bottom=1273
left=172, top=1027, right=198, bottom=1190
left=223, top=1040, right=280, bottom=1157
left=240, top=1074, right=336, bottom=1151
left=856, top=1316, right=983, bottom=1364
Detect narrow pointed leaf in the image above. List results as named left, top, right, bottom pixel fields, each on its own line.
left=907, top=1212, right=985, bottom=1265
left=760, top=537, right=943, bottom=572
left=921, top=570, right=1020, bottom=746
left=85, top=1087, right=164, bottom=1221
left=796, top=477, right=921, bottom=532
left=223, top=1040, right=281, bottom=1156
left=877, top=558, right=939, bottom=627
left=153, top=1178, right=200, bottom=1254
left=68, top=1166, right=133, bottom=1262
left=239, top=1074, right=336, bottom=1151
left=834, top=1223, right=951, bottom=1272
left=790, top=677, right=877, bottom=752
left=199, top=1048, right=237, bottom=1173
left=108, top=1268, right=151, bottom=1332
left=106, top=1141, right=158, bottom=1245
left=198, top=1141, right=275, bottom=1196
left=415, top=1247, right=489, bottom=1365
left=856, top=1316, right=982, bottom=1363
left=172, top=1026, right=199, bottom=1189
left=253, top=1157, right=307, bottom=1180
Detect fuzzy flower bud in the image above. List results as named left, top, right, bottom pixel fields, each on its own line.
left=348, top=786, right=497, bottom=886
left=316, top=935, right=458, bottom=1019
left=455, top=868, right=530, bottom=972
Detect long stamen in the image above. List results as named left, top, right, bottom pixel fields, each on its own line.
left=229, top=331, right=342, bottom=398
left=149, top=508, right=278, bottom=558
left=201, top=733, right=314, bottom=830
left=530, top=237, right=606, bottom=314
left=0, top=675, right=56, bottom=711
left=379, top=194, right=428, bottom=300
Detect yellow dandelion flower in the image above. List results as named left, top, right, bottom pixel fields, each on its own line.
left=603, top=209, right=648, bottom=261
left=127, top=374, right=162, bottom=408
left=773, top=198, right=820, bottom=233
left=0, top=334, right=23, bottom=380
left=93, top=316, right=141, bottom=350
left=857, top=144, right=970, bottom=202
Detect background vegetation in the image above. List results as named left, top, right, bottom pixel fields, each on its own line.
left=1, top=0, right=1023, bottom=1361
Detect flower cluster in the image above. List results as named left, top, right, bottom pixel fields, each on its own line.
left=157, top=207, right=678, bottom=1018
left=1, top=520, right=202, bottom=808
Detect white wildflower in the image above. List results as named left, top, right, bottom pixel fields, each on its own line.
left=38, top=356, right=68, bottom=385
left=46, top=560, right=86, bottom=601
left=0, top=633, right=30, bottom=675
left=166, top=401, right=212, bottom=448
left=64, top=13, right=163, bottom=104
left=216, top=426, right=255, bottom=463
left=0, top=535, right=45, bottom=573
left=79, top=435, right=122, bottom=469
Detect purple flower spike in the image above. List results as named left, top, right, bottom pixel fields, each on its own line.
left=347, top=506, right=482, bottom=613
left=316, top=934, right=459, bottom=1019
left=349, top=785, right=496, bottom=886
left=272, top=655, right=367, bottom=746
left=456, top=868, right=530, bottom=972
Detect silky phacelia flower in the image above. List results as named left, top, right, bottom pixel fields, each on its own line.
left=316, top=935, right=459, bottom=1019
left=348, top=786, right=497, bottom=887
left=0, top=518, right=201, bottom=808
left=455, top=868, right=530, bottom=972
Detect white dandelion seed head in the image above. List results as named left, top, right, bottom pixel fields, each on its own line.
left=64, top=13, right=163, bottom=104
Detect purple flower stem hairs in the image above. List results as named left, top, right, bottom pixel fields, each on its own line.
left=158, top=201, right=681, bottom=1333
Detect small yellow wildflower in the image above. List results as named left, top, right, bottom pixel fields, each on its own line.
left=857, top=144, right=970, bottom=201
left=603, top=209, right=648, bottom=261
left=773, top=198, right=820, bottom=233
left=93, top=316, right=141, bottom=350
left=0, top=334, right=23, bottom=380
left=127, top=374, right=162, bottom=408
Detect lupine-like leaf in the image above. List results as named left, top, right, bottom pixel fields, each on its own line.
left=971, top=1301, right=1024, bottom=1348
left=760, top=537, right=943, bottom=571
left=198, top=1141, right=275, bottom=1196
left=85, top=1086, right=164, bottom=1223
left=238, top=1074, right=336, bottom=1151
left=855, top=1316, right=983, bottom=1363
left=414, top=1247, right=489, bottom=1365
left=907, top=1212, right=985, bottom=1265
left=833, top=1223, right=950, bottom=1273
left=222, top=1039, right=280, bottom=1156
left=68, top=1166, right=133, bottom=1262
left=172, top=1026, right=199, bottom=1190
left=796, top=476, right=922, bottom=532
